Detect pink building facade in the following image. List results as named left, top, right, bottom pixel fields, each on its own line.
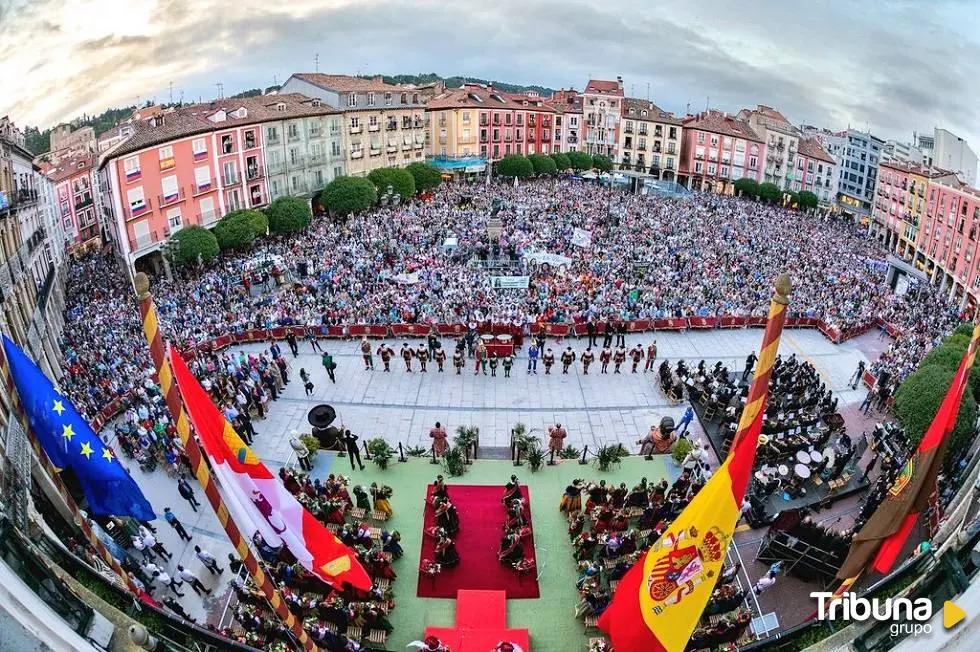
left=47, top=153, right=100, bottom=246
left=916, top=179, right=980, bottom=309
left=679, top=111, right=765, bottom=193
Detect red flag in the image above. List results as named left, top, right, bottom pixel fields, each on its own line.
left=838, top=323, right=980, bottom=577
left=168, top=346, right=371, bottom=591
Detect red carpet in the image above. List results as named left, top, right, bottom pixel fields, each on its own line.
left=417, top=484, right=539, bottom=599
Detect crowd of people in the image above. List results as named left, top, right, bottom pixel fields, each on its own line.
left=56, top=180, right=965, bottom=426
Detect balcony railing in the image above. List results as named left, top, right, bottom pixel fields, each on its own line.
left=197, top=210, right=219, bottom=226
left=351, top=150, right=364, bottom=159
left=386, top=122, right=398, bottom=131
left=286, top=156, right=306, bottom=169
left=350, top=125, right=362, bottom=134
left=369, top=147, right=382, bottom=156
left=192, top=180, right=215, bottom=196
left=287, top=131, right=302, bottom=142
left=246, top=164, right=264, bottom=181
left=266, top=135, right=281, bottom=146
left=128, top=198, right=152, bottom=219
left=129, top=229, right=162, bottom=253
left=157, top=187, right=185, bottom=207
left=369, top=124, right=380, bottom=132
left=222, top=173, right=239, bottom=186
left=73, top=196, right=94, bottom=210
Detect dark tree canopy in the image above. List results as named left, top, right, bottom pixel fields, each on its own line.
left=321, top=176, right=378, bottom=215
left=496, top=155, right=534, bottom=178
left=367, top=167, right=417, bottom=200
left=213, top=211, right=258, bottom=250
left=265, top=196, right=312, bottom=233
left=169, top=226, right=219, bottom=265
left=405, top=162, right=443, bottom=192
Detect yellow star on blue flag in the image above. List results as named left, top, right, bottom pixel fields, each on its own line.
left=1, top=335, right=155, bottom=520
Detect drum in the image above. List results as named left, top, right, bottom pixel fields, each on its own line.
left=796, top=451, right=811, bottom=464
left=809, top=450, right=823, bottom=464
left=778, top=465, right=789, bottom=477
left=497, top=334, right=513, bottom=343
left=794, top=464, right=811, bottom=479
left=480, top=334, right=495, bottom=343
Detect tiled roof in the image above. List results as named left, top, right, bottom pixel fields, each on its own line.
left=621, top=97, right=683, bottom=125
left=881, top=159, right=957, bottom=179
left=46, top=153, right=96, bottom=182
left=290, top=73, right=404, bottom=93
left=425, top=86, right=554, bottom=112
left=797, top=137, right=835, bottom=164
left=103, top=93, right=339, bottom=164
left=548, top=100, right=583, bottom=115
left=682, top=111, right=763, bottom=142
left=585, top=79, right=622, bottom=96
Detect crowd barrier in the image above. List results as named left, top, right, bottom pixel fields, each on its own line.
left=86, top=315, right=884, bottom=431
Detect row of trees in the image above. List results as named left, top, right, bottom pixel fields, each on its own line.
left=316, top=162, right=444, bottom=215
left=494, top=152, right=614, bottom=178
left=893, top=323, right=979, bottom=463
left=732, top=178, right=819, bottom=210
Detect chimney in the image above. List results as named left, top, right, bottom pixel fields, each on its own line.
left=374, top=75, right=384, bottom=83
left=616, top=76, right=623, bottom=92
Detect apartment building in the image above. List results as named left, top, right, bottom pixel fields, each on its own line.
left=735, top=105, right=802, bottom=191
left=46, top=153, right=102, bottom=247
left=871, top=160, right=957, bottom=260
left=914, top=178, right=980, bottom=310
left=47, top=124, right=97, bottom=163
left=617, top=98, right=683, bottom=181
left=280, top=74, right=427, bottom=176
left=821, top=129, right=884, bottom=218
left=679, top=110, right=764, bottom=193
left=0, top=122, right=67, bottom=381
left=425, top=84, right=556, bottom=163
left=583, top=78, right=624, bottom=159
left=794, top=138, right=838, bottom=206
left=932, top=127, right=978, bottom=187
left=549, top=89, right=583, bottom=154
left=99, top=93, right=340, bottom=277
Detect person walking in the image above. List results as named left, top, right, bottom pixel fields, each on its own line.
left=290, top=433, right=313, bottom=471
left=163, top=507, right=192, bottom=542
left=753, top=571, right=777, bottom=595
left=377, top=342, right=393, bottom=372
left=142, top=528, right=172, bottom=560
left=195, top=546, right=224, bottom=575
left=677, top=407, right=695, bottom=436
left=321, top=351, right=336, bottom=383
left=645, top=340, right=658, bottom=372
left=360, top=337, right=374, bottom=370
left=307, top=329, right=324, bottom=353
left=342, top=429, right=365, bottom=471
left=176, top=565, right=211, bottom=596
left=527, top=343, right=539, bottom=374
left=850, top=360, right=866, bottom=389
left=177, top=476, right=201, bottom=512
left=153, top=569, right=184, bottom=597
left=742, top=351, right=758, bottom=381
left=285, top=332, right=299, bottom=357
left=300, top=368, right=315, bottom=396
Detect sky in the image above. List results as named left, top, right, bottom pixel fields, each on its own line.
left=1, top=0, right=979, bottom=149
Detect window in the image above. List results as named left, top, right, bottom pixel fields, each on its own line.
left=710, top=136, right=718, bottom=148
left=159, top=145, right=173, bottom=160
left=227, top=188, right=243, bottom=211
left=199, top=196, right=215, bottom=222
left=749, top=156, right=758, bottom=169
left=221, top=134, right=233, bottom=154
left=695, top=161, right=703, bottom=173
left=350, top=116, right=360, bottom=128
left=708, top=163, right=716, bottom=175
left=192, top=138, right=207, bottom=157
left=195, top=166, right=211, bottom=191
left=384, top=92, right=392, bottom=105
left=166, top=207, right=182, bottom=230
left=161, top=175, right=179, bottom=202
left=245, top=130, right=256, bottom=148
left=367, top=92, right=375, bottom=106
left=463, top=112, right=471, bottom=124
left=124, top=155, right=141, bottom=179
left=288, top=123, right=300, bottom=140
left=697, top=132, right=705, bottom=144
left=266, top=127, right=280, bottom=143
left=369, top=115, right=379, bottom=127
left=400, top=93, right=407, bottom=104
left=127, top=187, right=146, bottom=214
left=222, top=161, right=237, bottom=185
left=250, top=184, right=262, bottom=207
left=348, top=93, right=357, bottom=107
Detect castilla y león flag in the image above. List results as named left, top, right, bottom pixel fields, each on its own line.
left=838, top=323, right=980, bottom=578
left=168, top=346, right=371, bottom=591
left=599, top=279, right=790, bottom=652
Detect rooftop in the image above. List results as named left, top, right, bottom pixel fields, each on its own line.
left=797, top=137, right=836, bottom=165
left=621, top=97, right=683, bottom=125
left=425, top=85, right=555, bottom=112
left=683, top=110, right=763, bottom=142
left=880, top=159, right=956, bottom=178
left=289, top=73, right=405, bottom=93
left=46, top=153, right=97, bottom=182
left=103, top=93, right=338, bottom=164
left=584, top=79, right=623, bottom=96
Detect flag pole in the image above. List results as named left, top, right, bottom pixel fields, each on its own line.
left=134, top=273, right=317, bottom=652
left=0, top=340, right=143, bottom=596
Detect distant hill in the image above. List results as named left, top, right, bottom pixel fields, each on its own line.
left=368, top=73, right=555, bottom=97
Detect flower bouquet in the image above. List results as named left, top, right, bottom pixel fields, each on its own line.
left=420, top=558, right=442, bottom=579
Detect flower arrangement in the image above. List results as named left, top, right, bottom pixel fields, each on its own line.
left=421, top=558, right=442, bottom=578
left=513, top=557, right=536, bottom=574
left=588, top=639, right=612, bottom=652
left=375, top=484, right=394, bottom=500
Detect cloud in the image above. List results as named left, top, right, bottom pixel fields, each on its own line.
left=1, top=0, right=978, bottom=157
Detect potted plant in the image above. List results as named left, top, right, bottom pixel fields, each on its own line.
left=299, top=434, right=320, bottom=463
left=594, top=444, right=627, bottom=472
left=441, top=446, right=466, bottom=477
left=406, top=445, right=429, bottom=457
left=672, top=438, right=694, bottom=466
left=526, top=443, right=546, bottom=472
left=454, top=426, right=479, bottom=463
left=560, top=444, right=581, bottom=460
left=367, top=438, right=395, bottom=470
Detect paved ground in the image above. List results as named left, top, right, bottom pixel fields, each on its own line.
left=103, top=326, right=888, bottom=645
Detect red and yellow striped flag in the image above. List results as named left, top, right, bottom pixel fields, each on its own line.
left=599, top=274, right=792, bottom=652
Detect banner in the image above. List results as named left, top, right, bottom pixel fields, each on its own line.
left=522, top=250, right=572, bottom=268
left=490, top=276, right=530, bottom=290
left=571, top=227, right=593, bottom=248
left=393, top=272, right=420, bottom=285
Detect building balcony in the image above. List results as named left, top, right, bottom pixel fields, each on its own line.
left=129, top=229, right=163, bottom=253
left=370, top=147, right=382, bottom=156
left=286, top=156, right=306, bottom=169
left=386, top=145, right=398, bottom=153
left=350, top=125, right=362, bottom=134
left=246, top=164, right=264, bottom=181
left=386, top=122, right=398, bottom=131
left=158, top=187, right=186, bottom=207
left=287, top=131, right=302, bottom=143
left=197, top=210, right=219, bottom=227
left=266, top=135, right=281, bottom=146
left=222, top=173, right=240, bottom=186
left=624, top=127, right=634, bottom=134
left=369, top=124, right=380, bottom=132
left=128, top=199, right=152, bottom=219
left=308, top=129, right=322, bottom=140
left=351, top=150, right=364, bottom=159
left=73, top=196, right=93, bottom=210
left=415, top=142, right=423, bottom=150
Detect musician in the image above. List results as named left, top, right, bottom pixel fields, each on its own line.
left=434, top=345, right=446, bottom=372
left=502, top=354, right=514, bottom=377
left=360, top=336, right=374, bottom=370
left=376, top=342, right=394, bottom=372
left=416, top=343, right=429, bottom=372
left=599, top=346, right=612, bottom=374
left=624, top=343, right=642, bottom=373
left=645, top=340, right=658, bottom=372
left=543, top=348, right=556, bottom=374
left=432, top=474, right=449, bottom=501
left=561, top=347, right=576, bottom=374
left=452, top=349, right=464, bottom=374
left=400, top=343, right=414, bottom=372
left=502, top=475, right=521, bottom=504
left=581, top=347, right=595, bottom=375
left=488, top=352, right=499, bottom=377
left=475, top=339, right=488, bottom=375
left=613, top=346, right=626, bottom=373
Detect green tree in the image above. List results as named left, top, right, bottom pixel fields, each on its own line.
left=550, top=152, right=571, bottom=171
left=213, top=211, right=257, bottom=250
left=758, top=182, right=782, bottom=204
left=919, top=333, right=980, bottom=401
left=798, top=190, right=819, bottom=210
left=169, top=226, right=219, bottom=266
left=734, top=178, right=759, bottom=198
left=367, top=167, right=416, bottom=201
left=321, top=176, right=378, bottom=215
left=528, top=154, right=558, bottom=175
left=405, top=162, right=443, bottom=192
left=592, top=154, right=614, bottom=173
left=495, top=155, right=534, bottom=178
left=567, top=150, right=593, bottom=171
left=264, top=196, right=312, bottom=234
left=954, top=323, right=976, bottom=338
left=894, top=365, right=977, bottom=458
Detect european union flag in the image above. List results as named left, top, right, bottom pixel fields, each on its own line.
left=2, top=335, right=155, bottom=521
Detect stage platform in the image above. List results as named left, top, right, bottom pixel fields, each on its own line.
left=425, top=589, right=531, bottom=652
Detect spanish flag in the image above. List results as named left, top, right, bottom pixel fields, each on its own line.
left=599, top=275, right=792, bottom=652
left=838, top=322, right=980, bottom=578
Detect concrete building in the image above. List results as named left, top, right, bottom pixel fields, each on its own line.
left=736, top=105, right=800, bottom=191
left=914, top=177, right=980, bottom=310
left=46, top=154, right=104, bottom=249
left=822, top=129, right=884, bottom=219
left=932, top=127, right=978, bottom=187
left=99, top=93, right=341, bottom=278
left=679, top=110, right=764, bottom=193
left=871, top=160, right=957, bottom=260
left=280, top=74, right=428, bottom=176
left=47, top=124, right=97, bottom=163
left=882, top=139, right=925, bottom=165
left=549, top=89, right=583, bottom=154
left=97, top=123, right=135, bottom=154
left=0, top=121, right=67, bottom=382
left=583, top=78, right=624, bottom=159
left=617, top=98, right=682, bottom=181
left=794, top=137, right=838, bottom=205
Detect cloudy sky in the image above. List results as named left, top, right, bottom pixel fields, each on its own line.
left=2, top=0, right=979, bottom=148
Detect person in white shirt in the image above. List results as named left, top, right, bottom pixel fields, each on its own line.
left=176, top=565, right=210, bottom=596
left=195, top=545, right=224, bottom=575
left=153, top=570, right=184, bottom=597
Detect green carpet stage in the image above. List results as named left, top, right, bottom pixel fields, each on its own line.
left=341, top=455, right=676, bottom=652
